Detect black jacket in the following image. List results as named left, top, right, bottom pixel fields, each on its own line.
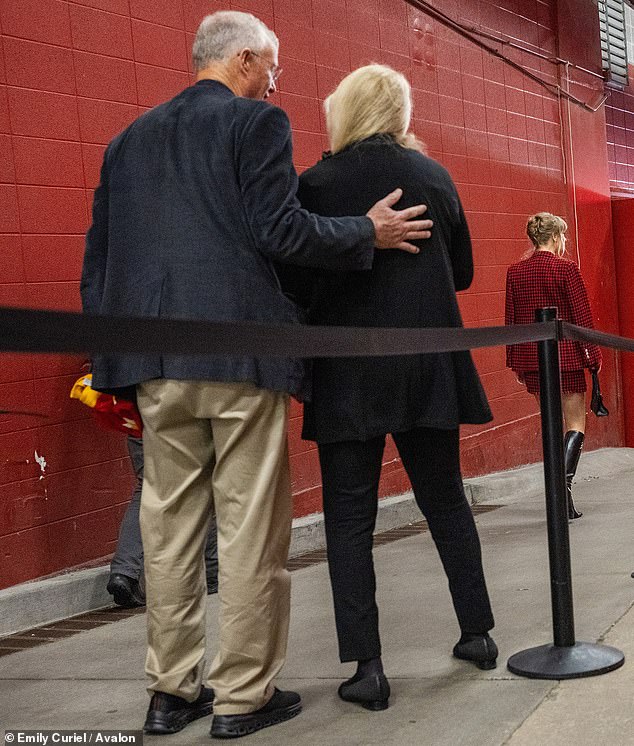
left=282, top=135, right=492, bottom=442
left=80, top=80, right=374, bottom=397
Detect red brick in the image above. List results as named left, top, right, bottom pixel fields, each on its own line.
left=135, top=64, right=189, bottom=108
left=47, top=504, right=121, bottom=569
left=70, top=0, right=129, bottom=14
left=7, top=88, right=80, bottom=141
left=3, top=37, right=75, bottom=95
left=0, top=428, right=41, bottom=486
left=348, top=0, right=379, bottom=14
left=314, top=32, right=349, bottom=70
left=349, top=11, right=380, bottom=48
left=349, top=42, right=380, bottom=69
left=278, top=57, right=318, bottom=97
left=0, top=0, right=72, bottom=47
left=22, top=235, right=85, bottom=283
left=132, top=19, right=189, bottom=71
left=0, top=236, right=24, bottom=285
left=0, top=379, right=39, bottom=435
left=74, top=51, right=137, bottom=104
left=315, top=64, right=345, bottom=98
left=379, top=0, right=407, bottom=25
left=0, top=525, right=53, bottom=588
left=379, top=18, right=408, bottom=56
left=438, top=94, right=464, bottom=128
left=292, top=130, right=324, bottom=167
left=12, top=137, right=85, bottom=188
left=231, top=0, right=274, bottom=18
left=80, top=143, right=106, bottom=190
left=31, top=373, right=87, bottom=427
left=0, top=185, right=20, bottom=233
left=0, top=133, right=15, bottom=182
left=45, top=457, right=133, bottom=522
left=69, top=4, right=134, bottom=59
left=32, top=353, right=85, bottom=380
left=280, top=92, right=321, bottom=132
left=379, top=49, right=410, bottom=77
left=77, top=98, right=138, bottom=144
left=0, top=478, right=47, bottom=537
left=311, top=0, right=348, bottom=38
left=273, top=0, right=313, bottom=27
left=184, top=0, right=224, bottom=32
left=0, top=86, right=9, bottom=133
left=129, top=0, right=184, bottom=28
left=274, top=18, right=316, bottom=64
left=18, top=186, right=88, bottom=235
left=437, top=67, right=463, bottom=99
left=24, top=281, right=82, bottom=312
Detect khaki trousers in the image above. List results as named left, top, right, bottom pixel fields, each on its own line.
left=137, top=379, right=292, bottom=715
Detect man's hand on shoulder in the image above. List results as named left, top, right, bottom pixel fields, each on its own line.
left=366, top=188, right=433, bottom=254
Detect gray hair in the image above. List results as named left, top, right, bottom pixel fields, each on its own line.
left=192, top=11, right=278, bottom=71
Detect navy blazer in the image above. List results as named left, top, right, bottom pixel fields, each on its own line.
left=81, top=80, right=374, bottom=397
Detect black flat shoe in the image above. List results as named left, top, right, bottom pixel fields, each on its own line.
left=453, top=634, right=498, bottom=670
left=210, top=688, right=301, bottom=739
left=338, top=671, right=390, bottom=711
left=107, top=573, right=145, bottom=608
left=143, top=686, right=214, bottom=735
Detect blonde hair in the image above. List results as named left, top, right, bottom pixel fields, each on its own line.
left=325, top=64, right=423, bottom=154
left=526, top=212, right=568, bottom=257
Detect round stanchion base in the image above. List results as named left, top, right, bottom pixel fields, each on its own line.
left=507, top=642, right=625, bottom=680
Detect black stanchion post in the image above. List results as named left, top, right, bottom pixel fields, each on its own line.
left=507, top=307, right=625, bottom=679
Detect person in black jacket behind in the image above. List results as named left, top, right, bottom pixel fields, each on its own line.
left=283, top=64, right=497, bottom=711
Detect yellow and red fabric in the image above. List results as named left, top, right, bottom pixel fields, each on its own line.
left=70, top=374, right=143, bottom=437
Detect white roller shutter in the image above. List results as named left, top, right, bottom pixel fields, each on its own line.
left=599, top=0, right=629, bottom=87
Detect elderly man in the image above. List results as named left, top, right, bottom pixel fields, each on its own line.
left=81, top=10, right=432, bottom=740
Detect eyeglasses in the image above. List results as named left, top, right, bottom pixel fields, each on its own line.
left=250, top=51, right=283, bottom=84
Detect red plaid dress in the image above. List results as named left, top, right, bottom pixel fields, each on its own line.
left=505, top=250, right=601, bottom=393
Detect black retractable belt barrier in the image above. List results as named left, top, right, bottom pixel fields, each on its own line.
left=507, top=308, right=625, bottom=679
left=0, top=304, right=629, bottom=678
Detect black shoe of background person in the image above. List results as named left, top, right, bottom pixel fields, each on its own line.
left=107, top=573, right=145, bottom=608
left=338, top=671, right=391, bottom=711
left=210, top=688, right=301, bottom=739
left=143, top=686, right=214, bottom=735
left=453, top=632, right=498, bottom=670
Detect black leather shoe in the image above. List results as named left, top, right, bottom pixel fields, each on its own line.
left=338, top=672, right=390, bottom=711
left=210, top=688, right=301, bottom=739
left=107, top=573, right=145, bottom=608
left=143, top=686, right=214, bottom=735
left=453, top=633, right=498, bottom=670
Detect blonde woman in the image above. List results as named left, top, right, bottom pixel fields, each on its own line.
left=280, top=65, right=497, bottom=710
left=505, top=213, right=602, bottom=519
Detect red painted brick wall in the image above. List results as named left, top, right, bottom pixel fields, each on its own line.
left=0, top=0, right=623, bottom=587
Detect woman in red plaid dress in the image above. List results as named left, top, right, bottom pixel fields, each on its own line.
left=505, top=212, right=602, bottom=520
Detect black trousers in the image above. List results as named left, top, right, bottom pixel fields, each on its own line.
left=318, top=427, right=494, bottom=663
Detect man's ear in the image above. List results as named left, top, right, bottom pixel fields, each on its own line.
left=237, top=48, right=251, bottom=73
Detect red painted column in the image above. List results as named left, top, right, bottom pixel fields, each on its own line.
left=611, top=197, right=634, bottom=445
left=555, top=0, right=624, bottom=448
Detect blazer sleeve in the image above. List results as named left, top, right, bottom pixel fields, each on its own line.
left=81, top=145, right=111, bottom=315
left=505, top=268, right=515, bottom=368
left=449, top=197, right=474, bottom=292
left=563, top=261, right=602, bottom=369
left=237, top=105, right=375, bottom=270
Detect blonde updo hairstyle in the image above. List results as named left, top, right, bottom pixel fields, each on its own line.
left=324, top=64, right=423, bottom=155
left=526, top=212, right=568, bottom=257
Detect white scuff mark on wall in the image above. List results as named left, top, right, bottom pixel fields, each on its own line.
left=34, top=450, right=47, bottom=479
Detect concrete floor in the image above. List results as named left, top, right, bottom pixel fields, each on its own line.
left=1, top=448, right=633, bottom=745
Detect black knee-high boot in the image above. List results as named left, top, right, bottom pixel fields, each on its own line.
left=564, top=430, right=584, bottom=520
